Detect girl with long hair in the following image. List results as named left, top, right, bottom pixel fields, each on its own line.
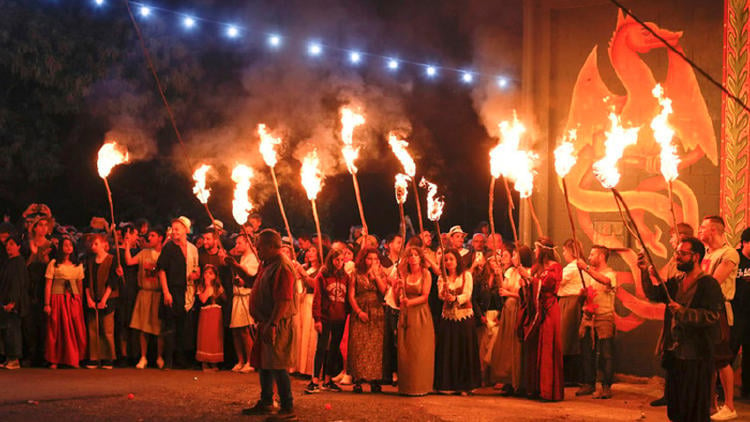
left=396, top=246, right=435, bottom=396
left=347, top=247, right=387, bottom=393
left=43, top=236, right=86, bottom=368
left=491, top=244, right=532, bottom=395
left=195, top=264, right=226, bottom=370
left=434, top=248, right=481, bottom=394
left=522, top=237, right=564, bottom=401
left=307, top=249, right=349, bottom=393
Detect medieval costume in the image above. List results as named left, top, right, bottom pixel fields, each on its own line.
left=397, top=268, right=435, bottom=396
left=641, top=270, right=724, bottom=422
left=521, top=262, right=564, bottom=401
left=434, top=270, right=481, bottom=392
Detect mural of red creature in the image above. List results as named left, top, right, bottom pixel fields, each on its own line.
left=563, top=11, right=718, bottom=332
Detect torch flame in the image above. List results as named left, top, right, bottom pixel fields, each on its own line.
left=231, top=164, right=254, bottom=225
left=593, top=112, right=640, bottom=189
left=553, top=130, right=578, bottom=178
left=388, top=133, right=416, bottom=178
left=301, top=150, right=324, bottom=201
left=489, top=112, right=538, bottom=198
left=340, top=107, right=365, bottom=174
left=651, top=84, right=680, bottom=182
left=97, top=141, right=130, bottom=179
left=419, top=177, right=444, bottom=222
left=395, top=173, right=410, bottom=205
left=258, top=124, right=282, bottom=168
left=192, top=164, right=212, bottom=204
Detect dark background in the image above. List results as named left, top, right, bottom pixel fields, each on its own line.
left=0, top=0, right=524, bottom=239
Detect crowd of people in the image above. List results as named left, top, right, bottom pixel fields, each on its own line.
left=0, top=203, right=749, bottom=421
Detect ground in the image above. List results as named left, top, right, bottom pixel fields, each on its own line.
left=0, top=369, right=749, bottom=421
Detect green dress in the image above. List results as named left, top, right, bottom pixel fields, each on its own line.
left=397, top=269, right=435, bottom=395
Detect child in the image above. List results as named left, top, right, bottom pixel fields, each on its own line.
left=195, top=264, right=225, bottom=370
left=84, top=234, right=118, bottom=369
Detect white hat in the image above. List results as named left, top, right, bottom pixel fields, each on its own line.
left=172, top=216, right=192, bottom=232
left=207, top=219, right=224, bottom=231
left=448, top=225, right=467, bottom=236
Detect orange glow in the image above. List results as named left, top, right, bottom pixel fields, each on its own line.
left=419, top=177, right=444, bottom=221
left=395, top=173, right=410, bottom=204
left=489, top=112, right=538, bottom=198
left=231, top=164, right=254, bottom=225
left=388, top=133, right=416, bottom=178
left=340, top=107, right=365, bottom=174
left=301, top=150, right=324, bottom=201
left=593, top=112, right=640, bottom=189
left=258, top=123, right=282, bottom=168
left=97, top=141, right=129, bottom=179
left=192, top=164, right=212, bottom=204
left=553, top=129, right=578, bottom=178
left=651, top=84, right=680, bottom=182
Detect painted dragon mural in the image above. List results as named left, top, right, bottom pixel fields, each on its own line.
left=563, top=10, right=718, bottom=332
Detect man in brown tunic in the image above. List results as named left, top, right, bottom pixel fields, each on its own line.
left=242, top=229, right=296, bottom=421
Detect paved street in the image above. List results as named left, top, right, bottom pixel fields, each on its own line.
left=2, top=368, right=748, bottom=421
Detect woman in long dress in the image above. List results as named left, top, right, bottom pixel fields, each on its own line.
left=491, top=245, right=531, bottom=395
left=434, top=248, right=481, bottom=394
left=43, top=236, right=86, bottom=368
left=227, top=235, right=258, bottom=373
left=347, top=248, right=386, bottom=393
left=521, top=237, right=564, bottom=401
left=294, top=246, right=321, bottom=377
left=195, top=265, right=226, bottom=369
left=396, top=246, right=435, bottom=396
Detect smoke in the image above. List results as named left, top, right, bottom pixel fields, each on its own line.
left=103, top=115, right=157, bottom=161
left=462, top=0, right=524, bottom=139
left=177, top=45, right=414, bottom=206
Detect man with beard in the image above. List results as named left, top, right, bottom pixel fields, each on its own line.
left=639, top=237, right=724, bottom=422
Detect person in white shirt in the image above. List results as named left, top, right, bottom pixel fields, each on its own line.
left=698, top=216, right=740, bottom=421
left=576, top=245, right=617, bottom=399
left=559, top=239, right=584, bottom=386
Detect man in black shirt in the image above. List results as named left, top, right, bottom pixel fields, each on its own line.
left=157, top=217, right=199, bottom=369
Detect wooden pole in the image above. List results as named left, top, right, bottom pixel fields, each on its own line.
left=270, top=167, right=296, bottom=257
left=611, top=188, right=672, bottom=301
left=351, top=173, right=368, bottom=234
left=526, top=197, right=544, bottom=238
left=102, top=177, right=122, bottom=271
left=502, top=177, right=519, bottom=245
left=398, top=201, right=408, bottom=328
left=561, top=177, right=587, bottom=289
left=411, top=178, right=425, bottom=235
left=489, top=177, right=498, bottom=255
left=311, top=199, right=325, bottom=265
left=667, top=181, right=679, bottom=238
left=434, top=220, right=448, bottom=281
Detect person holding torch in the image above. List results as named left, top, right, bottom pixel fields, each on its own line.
left=638, top=237, right=724, bottom=422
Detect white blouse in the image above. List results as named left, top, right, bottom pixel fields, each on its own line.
left=438, top=271, right=474, bottom=321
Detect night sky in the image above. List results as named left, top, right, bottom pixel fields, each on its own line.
left=0, top=0, right=523, bottom=240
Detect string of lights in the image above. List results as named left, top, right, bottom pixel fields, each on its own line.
left=85, top=0, right=513, bottom=88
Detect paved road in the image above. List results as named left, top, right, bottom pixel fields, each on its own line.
left=0, top=369, right=748, bottom=421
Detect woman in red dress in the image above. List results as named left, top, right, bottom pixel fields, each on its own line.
left=43, top=236, right=87, bottom=368
left=521, top=237, right=564, bottom=401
